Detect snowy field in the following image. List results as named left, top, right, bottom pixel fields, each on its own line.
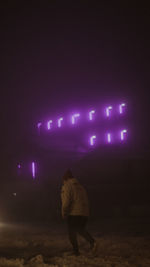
left=0, top=218, right=150, bottom=267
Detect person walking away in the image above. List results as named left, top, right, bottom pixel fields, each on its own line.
left=61, top=169, right=96, bottom=256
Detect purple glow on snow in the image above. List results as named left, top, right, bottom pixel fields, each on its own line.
left=120, top=129, right=127, bottom=141
left=107, top=133, right=111, bottom=143
left=106, top=106, right=113, bottom=117
left=119, top=103, right=126, bottom=114
left=32, top=162, right=36, bottom=179
left=90, top=135, right=96, bottom=146
left=89, top=110, right=95, bottom=120
left=47, top=120, right=53, bottom=130
left=71, top=113, right=80, bottom=124
left=37, top=122, right=42, bottom=129
left=58, top=117, right=63, bottom=128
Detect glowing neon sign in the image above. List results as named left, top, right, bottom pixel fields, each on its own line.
left=32, top=162, right=36, bottom=179
left=89, top=110, right=95, bottom=120
left=90, top=135, right=96, bottom=146
left=119, top=103, right=126, bottom=114
left=17, top=100, right=130, bottom=179
left=17, top=164, right=21, bottom=169
left=47, top=120, right=53, bottom=130
left=37, top=122, right=42, bottom=129
left=58, top=117, right=63, bottom=128
left=71, top=113, right=80, bottom=124
left=107, top=133, right=111, bottom=143
left=106, top=106, right=113, bottom=117
left=39, top=102, right=127, bottom=132
left=120, top=129, right=127, bottom=141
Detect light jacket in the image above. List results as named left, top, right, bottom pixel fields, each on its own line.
left=61, top=178, right=90, bottom=217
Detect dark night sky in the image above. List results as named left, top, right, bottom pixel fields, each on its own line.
left=0, top=3, right=150, bottom=171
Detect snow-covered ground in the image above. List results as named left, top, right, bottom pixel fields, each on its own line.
left=0, top=218, right=150, bottom=267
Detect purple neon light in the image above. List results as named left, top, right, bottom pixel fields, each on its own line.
left=17, top=164, right=21, bottom=169
left=107, top=133, right=111, bottom=143
left=37, top=102, right=128, bottom=132
left=37, top=122, right=42, bottom=129
left=71, top=113, right=80, bottom=124
left=120, top=129, right=127, bottom=141
left=32, top=162, right=36, bottom=179
left=89, top=110, right=95, bottom=120
left=119, top=103, right=126, bottom=114
left=90, top=135, right=96, bottom=146
left=47, top=120, right=53, bottom=130
left=106, top=106, right=113, bottom=117
left=58, top=117, right=63, bottom=128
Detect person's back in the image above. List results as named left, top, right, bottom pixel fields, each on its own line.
left=61, top=169, right=96, bottom=256
left=63, top=178, right=89, bottom=217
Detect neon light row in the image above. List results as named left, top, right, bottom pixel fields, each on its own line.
left=37, top=103, right=126, bottom=131
left=89, top=129, right=127, bottom=146
left=17, top=129, right=127, bottom=179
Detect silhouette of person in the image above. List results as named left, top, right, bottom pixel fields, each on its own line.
left=61, top=169, right=96, bottom=256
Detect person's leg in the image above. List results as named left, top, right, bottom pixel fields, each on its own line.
left=77, top=216, right=95, bottom=247
left=67, top=216, right=79, bottom=255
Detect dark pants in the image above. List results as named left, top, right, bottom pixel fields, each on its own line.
left=67, top=215, right=95, bottom=253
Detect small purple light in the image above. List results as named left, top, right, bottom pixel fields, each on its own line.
left=90, top=135, right=96, bottom=146
left=89, top=110, right=95, bottom=120
left=32, top=162, right=36, bottom=179
left=47, top=120, right=53, bottom=130
left=37, top=122, right=42, bottom=129
left=58, top=117, right=63, bottom=128
left=18, top=164, right=21, bottom=169
left=119, top=103, right=126, bottom=114
left=71, top=113, right=80, bottom=124
left=107, top=133, right=111, bottom=143
left=106, top=106, right=113, bottom=117
left=120, top=129, right=127, bottom=141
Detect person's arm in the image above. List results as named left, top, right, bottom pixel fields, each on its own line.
left=61, top=183, right=72, bottom=219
